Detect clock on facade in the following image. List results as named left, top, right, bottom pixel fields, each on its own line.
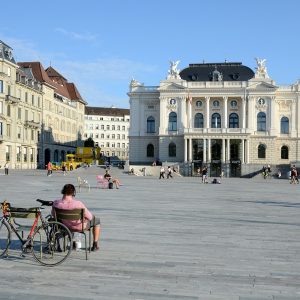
left=170, top=99, right=176, bottom=105
left=258, top=98, right=265, bottom=105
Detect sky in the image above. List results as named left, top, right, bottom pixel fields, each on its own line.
left=1, top=0, right=300, bottom=108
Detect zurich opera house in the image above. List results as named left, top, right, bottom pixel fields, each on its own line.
left=128, top=59, right=300, bottom=177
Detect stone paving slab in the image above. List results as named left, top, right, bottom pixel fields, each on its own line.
left=0, top=167, right=299, bottom=299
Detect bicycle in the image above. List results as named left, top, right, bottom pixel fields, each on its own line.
left=0, top=199, right=72, bottom=267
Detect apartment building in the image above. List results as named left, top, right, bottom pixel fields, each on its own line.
left=84, top=106, right=130, bottom=160
left=0, top=40, right=86, bottom=169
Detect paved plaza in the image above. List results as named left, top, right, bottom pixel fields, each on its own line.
left=0, top=167, right=299, bottom=300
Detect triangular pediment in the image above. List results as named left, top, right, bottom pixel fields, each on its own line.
left=158, top=82, right=186, bottom=91
left=247, top=81, right=278, bottom=90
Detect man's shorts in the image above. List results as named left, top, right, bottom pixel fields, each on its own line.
left=86, top=215, right=101, bottom=229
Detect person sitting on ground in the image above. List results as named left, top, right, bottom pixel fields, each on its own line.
left=104, top=170, right=121, bottom=188
left=277, top=169, right=282, bottom=178
left=212, top=178, right=221, bottom=184
left=52, top=184, right=101, bottom=251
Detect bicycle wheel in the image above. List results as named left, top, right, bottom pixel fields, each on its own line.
left=0, top=219, right=10, bottom=257
left=31, top=221, right=72, bottom=267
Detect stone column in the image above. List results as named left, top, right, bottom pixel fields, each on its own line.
left=222, top=139, right=226, bottom=163
left=241, top=139, right=245, bottom=164
left=184, top=138, right=188, bottom=162
left=269, top=96, right=276, bottom=135
left=207, top=138, right=211, bottom=162
left=242, top=97, right=246, bottom=129
left=245, top=139, right=249, bottom=163
left=226, top=139, right=230, bottom=161
left=205, top=96, right=210, bottom=129
left=223, top=96, right=228, bottom=128
left=247, top=96, right=254, bottom=131
left=291, top=100, right=296, bottom=137
left=179, top=97, right=186, bottom=133
left=159, top=96, right=166, bottom=135
left=189, top=99, right=192, bottom=129
left=189, top=138, right=193, bottom=161
left=203, top=138, right=207, bottom=163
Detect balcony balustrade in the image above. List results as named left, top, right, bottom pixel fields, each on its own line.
left=5, top=94, right=20, bottom=104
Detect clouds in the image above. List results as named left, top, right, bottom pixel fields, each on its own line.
left=1, top=33, right=157, bottom=107
left=55, top=28, right=96, bottom=41
left=55, top=58, right=158, bottom=107
left=59, top=58, right=157, bottom=81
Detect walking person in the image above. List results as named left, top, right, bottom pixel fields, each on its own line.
left=61, top=161, right=67, bottom=176
left=47, top=161, right=52, bottom=176
left=4, top=161, right=9, bottom=175
left=202, top=166, right=208, bottom=183
left=167, top=166, right=173, bottom=179
left=159, top=166, right=165, bottom=179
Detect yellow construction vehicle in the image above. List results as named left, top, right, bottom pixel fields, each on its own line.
left=64, top=147, right=102, bottom=171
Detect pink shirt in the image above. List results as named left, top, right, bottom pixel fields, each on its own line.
left=52, top=196, right=93, bottom=231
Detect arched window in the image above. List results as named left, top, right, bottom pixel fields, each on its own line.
left=229, top=113, right=239, bottom=128
left=147, top=144, right=154, bottom=157
left=281, top=146, right=289, bottom=159
left=61, top=150, right=65, bottom=162
left=194, top=113, right=204, bottom=128
left=280, top=117, right=289, bottom=134
left=147, top=116, right=155, bottom=133
left=54, top=149, right=59, bottom=161
left=168, top=112, right=177, bottom=131
left=257, top=112, right=266, bottom=131
left=211, top=113, right=221, bottom=128
left=258, top=144, right=266, bottom=159
left=169, top=142, right=176, bottom=157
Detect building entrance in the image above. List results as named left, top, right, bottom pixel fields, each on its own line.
left=192, top=160, right=202, bottom=176
left=210, top=139, right=222, bottom=177
left=230, top=159, right=241, bottom=177
left=211, top=159, right=222, bottom=177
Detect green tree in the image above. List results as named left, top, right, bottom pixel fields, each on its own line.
left=84, top=137, right=95, bottom=147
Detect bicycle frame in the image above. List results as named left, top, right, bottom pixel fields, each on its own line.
left=1, top=202, right=48, bottom=250
left=1, top=200, right=73, bottom=266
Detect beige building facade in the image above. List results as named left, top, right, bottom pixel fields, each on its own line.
left=128, top=60, right=300, bottom=177
left=0, top=40, right=86, bottom=169
left=84, top=107, right=130, bottom=160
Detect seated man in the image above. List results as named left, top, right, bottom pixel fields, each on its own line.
left=104, top=170, right=120, bottom=188
left=52, top=184, right=101, bottom=251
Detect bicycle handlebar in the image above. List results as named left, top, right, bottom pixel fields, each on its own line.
left=36, top=199, right=54, bottom=206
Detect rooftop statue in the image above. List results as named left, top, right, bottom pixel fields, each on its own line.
left=167, top=60, right=181, bottom=80
left=255, top=57, right=269, bottom=79
left=130, top=78, right=143, bottom=87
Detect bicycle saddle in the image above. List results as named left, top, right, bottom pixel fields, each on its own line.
left=36, top=199, right=54, bottom=206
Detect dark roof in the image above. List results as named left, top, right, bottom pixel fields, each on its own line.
left=18, top=62, right=54, bottom=86
left=179, top=62, right=255, bottom=82
left=0, top=40, right=16, bottom=64
left=45, top=66, right=67, bottom=80
left=18, top=62, right=87, bottom=104
left=85, top=106, right=130, bottom=116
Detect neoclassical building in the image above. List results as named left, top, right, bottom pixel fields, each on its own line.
left=128, top=59, right=300, bottom=176
left=0, top=40, right=85, bottom=169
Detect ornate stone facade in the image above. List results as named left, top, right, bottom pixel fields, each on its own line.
left=128, top=60, right=300, bottom=177
left=0, top=40, right=85, bottom=169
